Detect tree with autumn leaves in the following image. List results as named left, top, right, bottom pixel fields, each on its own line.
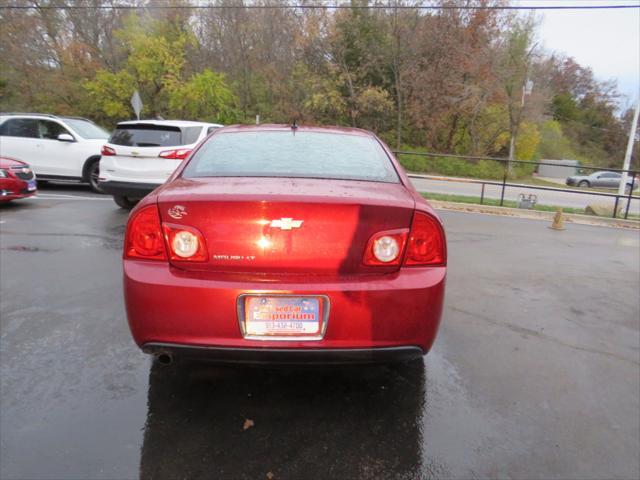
left=84, top=14, right=238, bottom=122
left=0, top=0, right=636, bottom=172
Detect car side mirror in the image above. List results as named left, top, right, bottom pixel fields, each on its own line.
left=57, top=133, right=75, bottom=142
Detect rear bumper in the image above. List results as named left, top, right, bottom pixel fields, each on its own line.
left=142, top=343, right=423, bottom=364
left=98, top=180, right=161, bottom=198
left=124, top=261, right=446, bottom=360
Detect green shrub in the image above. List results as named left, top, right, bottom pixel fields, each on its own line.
left=395, top=147, right=534, bottom=180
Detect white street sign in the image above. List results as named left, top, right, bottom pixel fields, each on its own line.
left=131, top=90, right=143, bottom=120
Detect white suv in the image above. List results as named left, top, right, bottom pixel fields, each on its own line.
left=0, top=113, right=110, bottom=192
left=99, top=120, right=222, bottom=208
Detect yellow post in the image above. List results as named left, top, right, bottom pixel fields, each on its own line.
left=549, top=207, right=565, bottom=230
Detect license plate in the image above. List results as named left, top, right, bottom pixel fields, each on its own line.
left=27, top=180, right=36, bottom=191
left=242, top=296, right=324, bottom=338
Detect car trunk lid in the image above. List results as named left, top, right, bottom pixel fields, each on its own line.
left=157, top=177, right=415, bottom=275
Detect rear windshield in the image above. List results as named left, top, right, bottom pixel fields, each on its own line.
left=109, top=124, right=202, bottom=147
left=182, top=131, right=400, bottom=183
left=182, top=126, right=203, bottom=144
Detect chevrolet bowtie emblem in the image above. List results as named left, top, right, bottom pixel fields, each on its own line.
left=270, top=218, right=303, bottom=230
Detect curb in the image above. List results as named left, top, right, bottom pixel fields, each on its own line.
left=428, top=200, right=640, bottom=230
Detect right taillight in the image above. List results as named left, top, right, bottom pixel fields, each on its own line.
left=404, top=212, right=446, bottom=266
left=363, top=229, right=409, bottom=266
left=124, top=205, right=166, bottom=261
left=101, top=145, right=116, bottom=156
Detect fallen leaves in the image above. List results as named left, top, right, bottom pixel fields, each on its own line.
left=243, top=418, right=255, bottom=430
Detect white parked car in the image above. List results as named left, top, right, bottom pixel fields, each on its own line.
left=0, top=113, right=110, bottom=192
left=99, top=120, right=222, bottom=208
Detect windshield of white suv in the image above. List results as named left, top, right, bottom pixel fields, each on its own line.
left=63, top=118, right=110, bottom=139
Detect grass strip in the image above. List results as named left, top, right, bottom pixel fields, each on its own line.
left=421, top=192, right=639, bottom=220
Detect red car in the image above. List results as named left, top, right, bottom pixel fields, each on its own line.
left=0, top=156, right=37, bottom=202
left=124, top=125, right=446, bottom=364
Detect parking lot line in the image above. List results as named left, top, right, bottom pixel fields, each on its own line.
left=28, top=194, right=113, bottom=201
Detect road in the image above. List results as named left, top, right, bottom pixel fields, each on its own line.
left=1, top=185, right=639, bottom=479
left=410, top=175, right=640, bottom=215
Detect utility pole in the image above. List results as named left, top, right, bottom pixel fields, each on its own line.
left=508, top=79, right=534, bottom=164
left=618, top=99, right=640, bottom=196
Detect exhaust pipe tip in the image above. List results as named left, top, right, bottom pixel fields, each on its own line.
left=157, top=352, right=174, bottom=366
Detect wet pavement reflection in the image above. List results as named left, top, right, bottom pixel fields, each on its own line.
left=140, top=360, right=425, bottom=480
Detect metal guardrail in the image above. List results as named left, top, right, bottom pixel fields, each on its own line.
left=393, top=151, right=639, bottom=220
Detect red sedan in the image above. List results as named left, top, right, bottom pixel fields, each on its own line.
left=0, top=156, right=37, bottom=202
left=123, top=125, right=446, bottom=364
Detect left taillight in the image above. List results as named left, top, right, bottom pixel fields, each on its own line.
left=159, top=148, right=192, bottom=160
left=162, top=223, right=208, bottom=262
left=101, top=145, right=116, bottom=156
left=124, top=205, right=167, bottom=261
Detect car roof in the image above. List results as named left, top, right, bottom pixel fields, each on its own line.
left=0, top=113, right=94, bottom=121
left=117, top=120, right=223, bottom=128
left=215, top=124, right=375, bottom=137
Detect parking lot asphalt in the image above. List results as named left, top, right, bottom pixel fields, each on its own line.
left=1, top=185, right=639, bottom=480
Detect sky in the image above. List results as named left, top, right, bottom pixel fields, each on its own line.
left=515, top=0, right=640, bottom=108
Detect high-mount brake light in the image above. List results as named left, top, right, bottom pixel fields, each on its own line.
left=404, top=212, right=446, bottom=266
left=363, top=229, right=408, bottom=266
left=158, top=149, right=192, bottom=160
left=162, top=224, right=208, bottom=262
left=101, top=145, right=116, bottom=156
left=125, top=205, right=166, bottom=260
